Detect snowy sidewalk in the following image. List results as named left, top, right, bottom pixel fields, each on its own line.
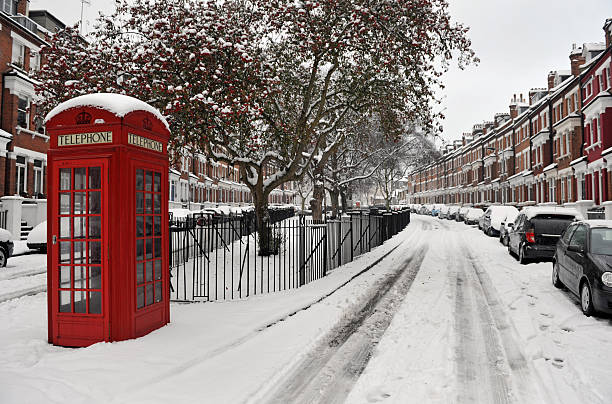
left=0, top=219, right=422, bottom=404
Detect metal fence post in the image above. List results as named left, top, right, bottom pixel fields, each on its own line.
left=299, top=215, right=306, bottom=286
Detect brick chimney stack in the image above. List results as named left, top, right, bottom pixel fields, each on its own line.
left=548, top=72, right=556, bottom=90
left=570, top=44, right=586, bottom=77
left=605, top=18, right=612, bottom=49
left=509, top=94, right=518, bottom=119
left=17, top=0, right=29, bottom=16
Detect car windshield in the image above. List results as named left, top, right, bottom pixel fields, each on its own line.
left=590, top=228, right=612, bottom=255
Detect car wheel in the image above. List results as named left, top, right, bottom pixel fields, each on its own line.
left=552, top=261, right=563, bottom=288
left=580, top=281, right=595, bottom=317
left=519, top=244, right=528, bottom=265
left=0, top=247, right=6, bottom=268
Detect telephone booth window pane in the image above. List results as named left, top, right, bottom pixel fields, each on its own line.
left=60, top=193, right=71, bottom=214
left=136, top=216, right=144, bottom=237
left=137, top=263, right=144, bottom=284
left=74, top=192, right=86, bottom=214
left=145, top=172, right=152, bottom=191
left=89, top=192, right=101, bottom=214
left=136, top=169, right=144, bottom=190
left=137, top=287, right=144, bottom=308
left=146, top=284, right=154, bottom=305
left=154, top=194, right=161, bottom=213
left=136, top=193, right=144, bottom=214
left=74, top=168, right=86, bottom=189
left=74, top=242, right=86, bottom=264
left=154, top=173, right=161, bottom=192
left=74, top=290, right=87, bottom=313
left=74, top=266, right=87, bottom=289
left=59, top=291, right=71, bottom=312
left=155, top=281, right=162, bottom=303
left=145, top=193, right=152, bottom=213
left=89, top=167, right=101, bottom=189
left=89, top=216, right=101, bottom=239
left=89, top=292, right=102, bottom=314
left=60, top=168, right=71, bottom=190
left=89, top=242, right=101, bottom=264
left=154, top=238, right=161, bottom=258
left=145, top=216, right=153, bottom=237
left=74, top=217, right=86, bottom=239
left=136, top=239, right=144, bottom=261
left=146, top=261, right=153, bottom=282
left=154, top=260, right=161, bottom=280
left=154, top=216, right=161, bottom=236
left=89, top=292, right=101, bottom=314
left=90, top=267, right=101, bottom=289
left=59, top=266, right=71, bottom=288
left=60, top=242, right=71, bottom=264
left=145, top=239, right=153, bottom=259
left=60, top=217, right=71, bottom=239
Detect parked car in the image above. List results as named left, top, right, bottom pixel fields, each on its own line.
left=0, top=228, right=14, bottom=267
left=447, top=205, right=460, bottom=220
left=483, top=206, right=520, bottom=237
left=464, top=208, right=484, bottom=225
left=27, top=221, right=47, bottom=252
left=456, top=206, right=470, bottom=222
left=508, top=207, right=583, bottom=264
left=552, top=220, right=612, bottom=316
left=499, top=208, right=521, bottom=246
left=439, top=205, right=450, bottom=219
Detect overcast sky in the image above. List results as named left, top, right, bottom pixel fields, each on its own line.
left=30, top=0, right=612, bottom=146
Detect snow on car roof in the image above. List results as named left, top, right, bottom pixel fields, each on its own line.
left=44, top=93, right=170, bottom=131
left=580, top=220, right=612, bottom=228
left=522, top=206, right=584, bottom=220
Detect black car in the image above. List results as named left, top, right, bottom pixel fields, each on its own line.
left=552, top=221, right=612, bottom=316
left=508, top=208, right=581, bottom=264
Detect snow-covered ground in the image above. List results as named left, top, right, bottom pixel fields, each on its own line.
left=2, top=215, right=612, bottom=403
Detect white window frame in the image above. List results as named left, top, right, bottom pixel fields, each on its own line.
left=33, top=160, right=43, bottom=195
left=11, top=40, right=24, bottom=68
left=16, top=155, right=27, bottom=194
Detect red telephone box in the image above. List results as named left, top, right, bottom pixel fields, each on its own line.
left=45, top=94, right=170, bottom=347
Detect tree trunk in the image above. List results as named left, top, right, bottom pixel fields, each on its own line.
left=253, top=190, right=274, bottom=256
left=340, top=190, right=348, bottom=213
left=329, top=188, right=340, bottom=219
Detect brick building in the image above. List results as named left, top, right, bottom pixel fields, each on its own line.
left=0, top=1, right=296, bottom=228
left=402, top=18, right=612, bottom=213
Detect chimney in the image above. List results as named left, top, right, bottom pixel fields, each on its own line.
left=509, top=94, right=518, bottom=119
left=17, top=0, right=28, bottom=16
left=569, top=44, right=586, bottom=77
left=605, top=18, right=612, bottom=49
left=548, top=71, right=556, bottom=90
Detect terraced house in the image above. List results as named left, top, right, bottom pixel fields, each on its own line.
left=403, top=18, right=612, bottom=218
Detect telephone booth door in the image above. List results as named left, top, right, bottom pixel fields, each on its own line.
left=49, top=158, right=109, bottom=346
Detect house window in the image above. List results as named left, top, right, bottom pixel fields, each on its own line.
left=17, top=97, right=28, bottom=128
left=594, top=117, right=600, bottom=144
left=29, top=50, right=40, bottom=72
left=12, top=40, right=24, bottom=68
left=33, top=159, right=44, bottom=196
left=16, top=155, right=26, bottom=194
left=2, top=0, right=17, bottom=14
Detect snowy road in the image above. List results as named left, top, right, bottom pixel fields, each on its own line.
left=2, top=216, right=612, bottom=403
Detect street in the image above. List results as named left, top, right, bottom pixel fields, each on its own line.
left=2, top=215, right=612, bottom=403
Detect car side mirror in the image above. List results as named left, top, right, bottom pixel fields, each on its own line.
left=568, top=245, right=584, bottom=254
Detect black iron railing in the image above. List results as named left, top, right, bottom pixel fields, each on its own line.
left=169, top=207, right=410, bottom=302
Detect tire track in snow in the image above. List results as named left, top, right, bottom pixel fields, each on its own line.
left=262, top=242, right=429, bottom=404
left=451, top=231, right=546, bottom=404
